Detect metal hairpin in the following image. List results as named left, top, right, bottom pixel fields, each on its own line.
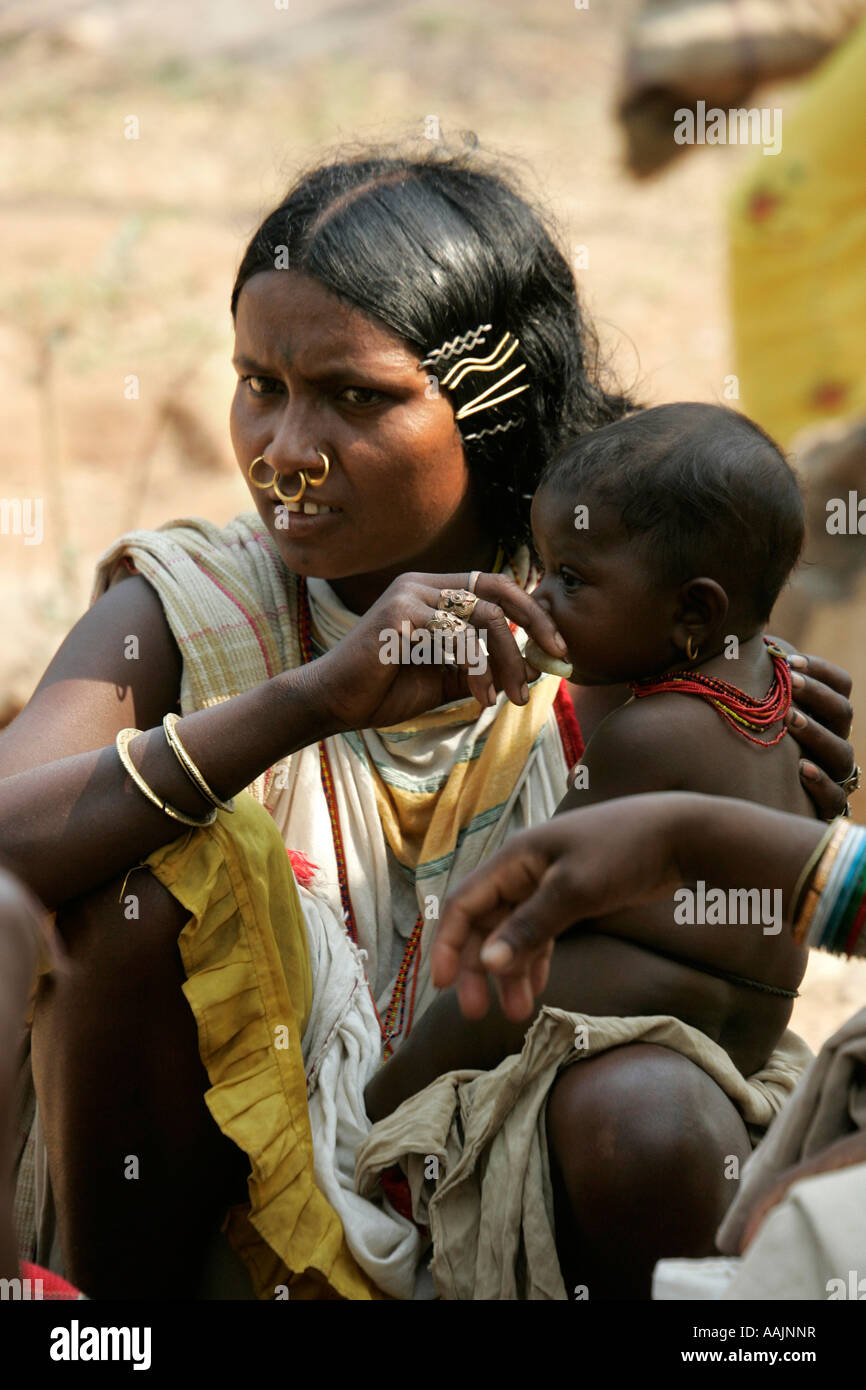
left=420, top=323, right=530, bottom=423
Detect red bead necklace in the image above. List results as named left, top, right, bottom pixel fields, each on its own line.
left=629, top=639, right=792, bottom=747
left=297, top=579, right=423, bottom=1059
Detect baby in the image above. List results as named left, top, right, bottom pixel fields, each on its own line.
left=522, top=401, right=815, bottom=1076
left=366, top=402, right=816, bottom=1125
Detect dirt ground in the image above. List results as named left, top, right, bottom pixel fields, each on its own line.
left=0, top=0, right=863, bottom=1051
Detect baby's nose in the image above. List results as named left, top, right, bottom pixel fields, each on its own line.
left=532, top=574, right=553, bottom=608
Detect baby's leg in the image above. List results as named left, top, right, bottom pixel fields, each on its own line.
left=547, top=1044, right=751, bottom=1298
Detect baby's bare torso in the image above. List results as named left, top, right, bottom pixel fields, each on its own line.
left=556, top=649, right=814, bottom=1075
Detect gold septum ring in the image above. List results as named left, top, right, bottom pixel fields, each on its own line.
left=248, top=450, right=330, bottom=504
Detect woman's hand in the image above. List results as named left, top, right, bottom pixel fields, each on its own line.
left=432, top=794, right=687, bottom=1021
left=432, top=793, right=827, bottom=1022
left=773, top=645, right=855, bottom=819
left=308, top=570, right=567, bottom=733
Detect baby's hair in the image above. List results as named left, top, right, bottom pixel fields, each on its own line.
left=540, top=402, right=804, bottom=623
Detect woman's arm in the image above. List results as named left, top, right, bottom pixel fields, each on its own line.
left=432, top=792, right=828, bottom=1021
left=0, top=568, right=567, bottom=910
left=0, top=576, right=338, bottom=908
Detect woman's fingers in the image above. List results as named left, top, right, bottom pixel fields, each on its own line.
left=478, top=866, right=581, bottom=972
left=388, top=571, right=567, bottom=710
left=787, top=666, right=854, bottom=742
left=797, top=758, right=849, bottom=819
left=492, top=941, right=554, bottom=1022
left=453, top=929, right=493, bottom=1020
left=784, top=650, right=853, bottom=704
left=785, top=699, right=854, bottom=782
left=433, top=843, right=550, bottom=985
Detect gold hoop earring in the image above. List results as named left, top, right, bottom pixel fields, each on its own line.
left=273, top=471, right=307, bottom=504
left=686, top=636, right=700, bottom=662
left=248, top=455, right=275, bottom=490
left=305, top=450, right=330, bottom=487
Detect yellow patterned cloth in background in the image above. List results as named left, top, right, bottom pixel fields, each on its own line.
left=729, top=19, right=866, bottom=446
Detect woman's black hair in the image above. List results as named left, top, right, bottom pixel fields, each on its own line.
left=231, top=141, right=635, bottom=552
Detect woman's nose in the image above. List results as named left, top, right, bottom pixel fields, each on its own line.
left=267, top=400, right=321, bottom=476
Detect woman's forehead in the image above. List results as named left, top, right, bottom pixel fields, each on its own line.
left=234, top=269, right=417, bottom=369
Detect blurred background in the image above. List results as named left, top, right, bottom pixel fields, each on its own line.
left=0, top=0, right=864, bottom=1045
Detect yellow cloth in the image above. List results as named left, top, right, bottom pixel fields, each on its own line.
left=729, top=18, right=866, bottom=446
left=144, top=791, right=384, bottom=1300
left=370, top=683, right=560, bottom=874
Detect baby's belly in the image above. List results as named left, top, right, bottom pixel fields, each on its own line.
left=545, top=931, right=794, bottom=1077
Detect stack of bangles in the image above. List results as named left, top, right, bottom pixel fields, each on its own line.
left=115, top=713, right=235, bottom=826
left=792, top=817, right=866, bottom=956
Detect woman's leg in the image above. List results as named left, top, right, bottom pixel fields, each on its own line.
left=546, top=1043, right=752, bottom=1300
left=31, top=867, right=249, bottom=1299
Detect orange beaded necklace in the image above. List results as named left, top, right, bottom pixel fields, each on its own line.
left=298, top=578, right=423, bottom=1059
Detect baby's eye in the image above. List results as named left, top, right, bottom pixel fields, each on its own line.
left=559, top=567, right=583, bottom=593
left=245, top=376, right=283, bottom=396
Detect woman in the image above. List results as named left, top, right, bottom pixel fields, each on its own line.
left=0, top=144, right=854, bottom=1299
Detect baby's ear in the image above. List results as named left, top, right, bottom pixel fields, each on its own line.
left=673, top=578, right=729, bottom=648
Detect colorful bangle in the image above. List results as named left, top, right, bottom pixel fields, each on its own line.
left=162, top=713, right=235, bottom=813
left=116, top=728, right=217, bottom=828
left=804, top=823, right=859, bottom=947
left=795, top=821, right=866, bottom=956
left=792, top=818, right=849, bottom=946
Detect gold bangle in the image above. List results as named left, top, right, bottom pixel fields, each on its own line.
left=162, top=713, right=235, bottom=813
left=116, top=728, right=217, bottom=828
left=790, top=820, right=839, bottom=923
left=793, top=818, right=850, bottom=946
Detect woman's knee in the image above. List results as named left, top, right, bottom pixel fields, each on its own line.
left=547, top=1043, right=751, bottom=1266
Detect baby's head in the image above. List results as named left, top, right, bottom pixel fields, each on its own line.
left=530, top=402, right=804, bottom=685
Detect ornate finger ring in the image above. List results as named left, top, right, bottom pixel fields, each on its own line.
left=838, top=764, right=860, bottom=798
left=426, top=609, right=468, bottom=635
left=438, top=587, right=478, bottom=619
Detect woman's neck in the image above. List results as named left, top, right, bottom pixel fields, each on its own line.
left=327, top=531, right=501, bottom=616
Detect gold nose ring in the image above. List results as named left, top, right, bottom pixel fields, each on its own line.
left=248, top=451, right=329, bottom=503
left=249, top=455, right=307, bottom=503
left=305, top=450, right=330, bottom=487
left=248, top=455, right=274, bottom=489
left=273, top=471, right=307, bottom=503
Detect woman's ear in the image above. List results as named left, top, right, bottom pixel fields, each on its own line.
left=672, top=578, right=729, bottom=659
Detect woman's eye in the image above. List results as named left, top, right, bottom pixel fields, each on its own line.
left=339, top=386, right=383, bottom=406
left=244, top=376, right=283, bottom=396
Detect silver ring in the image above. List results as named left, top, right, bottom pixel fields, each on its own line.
left=467, top=570, right=481, bottom=594
left=838, top=763, right=860, bottom=798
